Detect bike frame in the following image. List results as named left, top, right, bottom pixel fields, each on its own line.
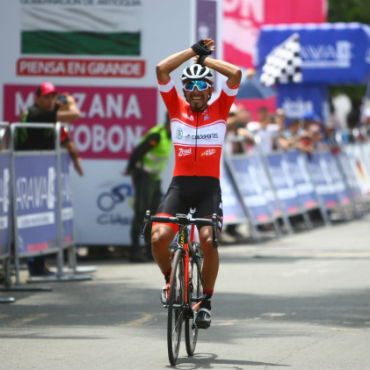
left=173, top=223, right=195, bottom=305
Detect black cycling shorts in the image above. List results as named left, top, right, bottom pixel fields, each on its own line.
left=155, top=176, right=223, bottom=233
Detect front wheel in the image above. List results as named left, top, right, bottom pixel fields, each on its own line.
left=167, top=249, right=185, bottom=366
left=185, top=252, right=203, bottom=356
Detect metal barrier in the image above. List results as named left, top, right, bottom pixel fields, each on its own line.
left=221, top=144, right=369, bottom=241
left=0, top=122, right=15, bottom=302
left=3, top=122, right=92, bottom=290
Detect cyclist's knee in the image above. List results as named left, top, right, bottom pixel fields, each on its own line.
left=199, top=227, right=219, bottom=255
left=151, top=226, right=173, bottom=250
left=201, top=237, right=217, bottom=253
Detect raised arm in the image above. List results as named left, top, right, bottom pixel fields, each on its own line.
left=201, top=57, right=242, bottom=88
left=156, top=48, right=196, bottom=84
left=156, top=38, right=242, bottom=88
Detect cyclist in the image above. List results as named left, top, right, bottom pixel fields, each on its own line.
left=152, top=38, right=241, bottom=329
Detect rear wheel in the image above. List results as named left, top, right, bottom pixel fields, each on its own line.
left=167, top=249, right=185, bottom=366
left=185, top=250, right=203, bottom=356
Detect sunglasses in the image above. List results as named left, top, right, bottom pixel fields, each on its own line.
left=183, top=80, right=211, bottom=92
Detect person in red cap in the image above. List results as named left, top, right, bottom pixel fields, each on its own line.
left=18, top=81, right=83, bottom=175
left=17, top=81, right=83, bottom=276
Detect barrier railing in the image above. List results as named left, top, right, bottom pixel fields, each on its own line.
left=0, top=122, right=15, bottom=303
left=221, top=142, right=370, bottom=240
left=2, top=122, right=92, bottom=290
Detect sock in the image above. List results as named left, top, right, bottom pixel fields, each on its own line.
left=200, top=290, right=213, bottom=309
left=164, top=267, right=171, bottom=284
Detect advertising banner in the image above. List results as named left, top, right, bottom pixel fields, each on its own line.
left=277, top=83, right=329, bottom=121
left=306, top=152, right=339, bottom=209
left=336, top=152, right=362, bottom=202
left=61, top=153, right=74, bottom=246
left=14, top=154, right=58, bottom=256
left=344, top=144, right=370, bottom=195
left=229, top=154, right=280, bottom=224
left=285, top=151, right=318, bottom=210
left=257, top=23, right=370, bottom=84
left=220, top=159, right=246, bottom=224
left=265, top=152, right=301, bottom=215
left=321, top=151, right=351, bottom=206
left=3, top=84, right=157, bottom=160
left=0, top=153, right=11, bottom=258
left=71, top=160, right=134, bottom=245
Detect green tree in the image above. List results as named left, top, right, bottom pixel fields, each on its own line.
left=328, top=0, right=370, bottom=25
left=328, top=0, right=370, bottom=100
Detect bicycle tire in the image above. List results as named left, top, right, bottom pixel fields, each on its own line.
left=167, top=249, right=185, bottom=366
left=185, top=250, right=203, bottom=356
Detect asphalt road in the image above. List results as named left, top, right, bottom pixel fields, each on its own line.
left=1, top=214, right=369, bottom=370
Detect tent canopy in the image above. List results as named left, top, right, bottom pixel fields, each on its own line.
left=257, top=22, right=370, bottom=85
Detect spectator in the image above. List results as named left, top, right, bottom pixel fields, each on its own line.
left=283, top=118, right=303, bottom=151
left=247, top=106, right=278, bottom=154
left=358, top=106, right=370, bottom=142
left=298, top=111, right=317, bottom=156
left=347, top=98, right=362, bottom=141
left=273, top=108, right=291, bottom=151
left=226, top=106, right=254, bottom=154
left=124, top=114, right=171, bottom=262
left=17, top=81, right=83, bottom=277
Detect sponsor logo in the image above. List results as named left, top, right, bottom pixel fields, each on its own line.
left=301, top=41, right=352, bottom=69
left=178, top=148, right=192, bottom=157
left=282, top=98, right=313, bottom=118
left=191, top=133, right=219, bottom=140
left=97, top=183, right=133, bottom=212
left=16, top=167, right=56, bottom=211
left=176, top=127, right=184, bottom=139
left=201, top=149, right=216, bottom=157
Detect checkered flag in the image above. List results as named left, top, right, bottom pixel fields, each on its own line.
left=260, top=33, right=303, bottom=86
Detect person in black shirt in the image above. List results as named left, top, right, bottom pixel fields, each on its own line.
left=18, top=81, right=83, bottom=276
left=19, top=82, right=83, bottom=175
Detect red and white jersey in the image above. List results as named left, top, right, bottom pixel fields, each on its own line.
left=158, top=78, right=239, bottom=179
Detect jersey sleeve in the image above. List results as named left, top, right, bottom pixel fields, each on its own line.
left=215, top=80, right=240, bottom=121
left=157, top=78, right=181, bottom=118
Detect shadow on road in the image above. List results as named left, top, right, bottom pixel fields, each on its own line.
left=174, top=352, right=288, bottom=369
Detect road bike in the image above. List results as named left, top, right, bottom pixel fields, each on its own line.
left=145, top=209, right=218, bottom=366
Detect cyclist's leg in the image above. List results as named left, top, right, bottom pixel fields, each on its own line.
left=193, top=179, right=223, bottom=328
left=151, top=224, right=175, bottom=276
left=152, top=178, right=185, bottom=277
left=196, top=179, right=223, bottom=293
left=199, top=225, right=220, bottom=292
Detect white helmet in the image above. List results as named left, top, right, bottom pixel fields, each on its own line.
left=181, top=64, right=214, bottom=84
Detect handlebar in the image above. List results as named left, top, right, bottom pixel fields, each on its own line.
left=145, top=210, right=219, bottom=248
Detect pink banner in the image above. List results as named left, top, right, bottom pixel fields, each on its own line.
left=223, top=0, right=327, bottom=69
left=3, top=84, right=157, bottom=160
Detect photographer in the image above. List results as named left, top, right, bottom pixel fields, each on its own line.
left=17, top=81, right=83, bottom=276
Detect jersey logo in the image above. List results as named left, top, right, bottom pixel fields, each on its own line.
left=201, top=149, right=216, bottom=157
left=178, top=148, right=192, bottom=157
left=175, top=127, right=183, bottom=139
left=182, top=112, right=194, bottom=121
